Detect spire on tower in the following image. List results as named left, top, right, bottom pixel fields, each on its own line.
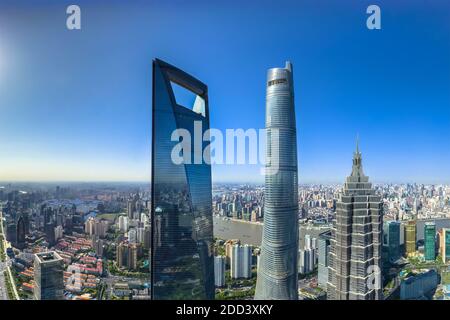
left=356, top=133, right=360, bottom=154
left=351, top=135, right=365, bottom=178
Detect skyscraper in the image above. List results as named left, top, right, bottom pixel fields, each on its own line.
left=383, top=220, right=401, bottom=262
left=405, top=220, right=417, bottom=256
left=424, top=222, right=436, bottom=261
left=33, top=251, right=64, bottom=300
left=255, top=61, right=299, bottom=300
left=151, top=59, right=214, bottom=300
left=318, top=230, right=332, bottom=288
left=327, top=141, right=383, bottom=300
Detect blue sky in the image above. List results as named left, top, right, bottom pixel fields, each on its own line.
left=0, top=0, right=449, bottom=183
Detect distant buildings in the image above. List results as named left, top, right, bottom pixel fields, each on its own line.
left=34, top=251, right=64, bottom=300
left=214, top=256, right=226, bottom=287
left=230, top=244, right=252, bottom=279
left=85, top=217, right=109, bottom=238
left=327, top=141, right=383, bottom=300
left=424, top=222, right=436, bottom=261
left=255, top=61, right=299, bottom=300
left=383, top=220, right=401, bottom=262
left=151, top=59, right=214, bottom=299
left=405, top=220, right=417, bottom=256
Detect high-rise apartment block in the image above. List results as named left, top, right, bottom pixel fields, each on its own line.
left=230, top=244, right=252, bottom=279
left=214, top=256, right=226, bottom=287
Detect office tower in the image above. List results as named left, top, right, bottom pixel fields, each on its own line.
left=230, top=244, right=252, bottom=279
left=327, top=141, right=383, bottom=300
left=318, top=231, right=332, bottom=288
left=214, top=256, right=226, bottom=287
left=255, top=61, right=299, bottom=300
left=405, top=220, right=417, bottom=256
left=383, top=221, right=401, bottom=262
left=6, top=220, right=17, bottom=245
left=16, top=215, right=26, bottom=249
left=45, top=221, right=56, bottom=246
left=424, top=222, right=436, bottom=261
left=441, top=228, right=450, bottom=263
left=151, top=59, right=214, bottom=300
left=34, top=251, right=64, bottom=300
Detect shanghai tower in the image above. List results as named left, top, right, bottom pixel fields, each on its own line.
left=255, top=61, right=299, bottom=300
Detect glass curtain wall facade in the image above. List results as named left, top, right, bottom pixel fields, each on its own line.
left=255, top=61, right=299, bottom=300
left=424, top=222, right=436, bottom=261
left=151, top=59, right=214, bottom=300
left=383, top=221, right=401, bottom=262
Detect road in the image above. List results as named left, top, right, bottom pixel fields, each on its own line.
left=0, top=207, right=20, bottom=300
left=0, top=263, right=8, bottom=300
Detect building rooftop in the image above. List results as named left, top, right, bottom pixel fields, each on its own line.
left=35, top=251, right=63, bottom=263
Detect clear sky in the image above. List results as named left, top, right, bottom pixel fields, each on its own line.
left=0, top=0, right=449, bottom=183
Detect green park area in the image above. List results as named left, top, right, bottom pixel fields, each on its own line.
left=0, top=235, right=5, bottom=262
left=4, top=271, right=16, bottom=300
left=96, top=213, right=121, bottom=222
left=215, top=269, right=257, bottom=300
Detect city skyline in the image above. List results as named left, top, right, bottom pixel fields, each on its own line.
left=0, top=1, right=449, bottom=184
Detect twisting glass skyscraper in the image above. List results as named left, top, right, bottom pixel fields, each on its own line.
left=151, top=59, right=214, bottom=300
left=327, top=141, right=383, bottom=300
left=255, top=61, right=299, bottom=300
